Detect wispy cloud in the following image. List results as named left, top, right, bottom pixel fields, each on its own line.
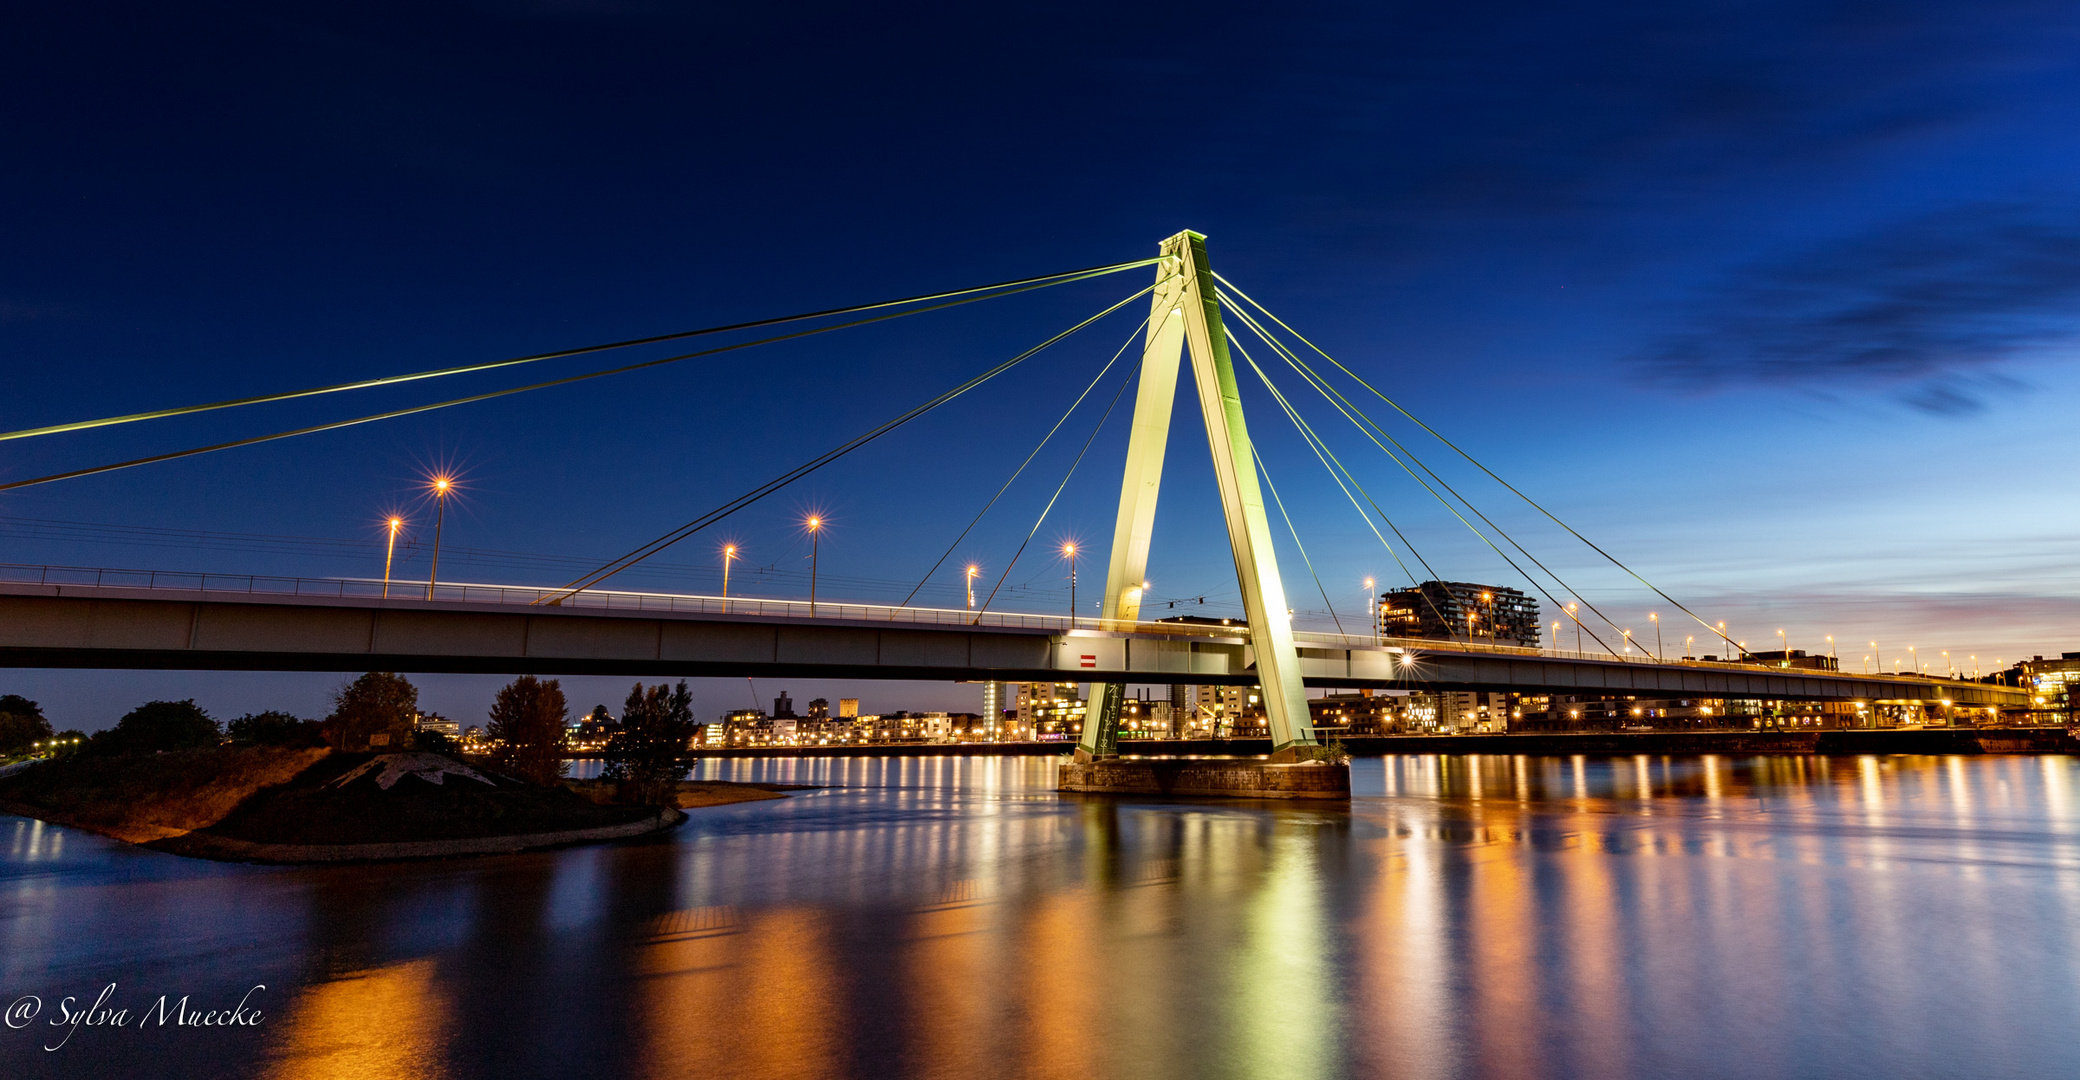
left=1639, top=200, right=2080, bottom=412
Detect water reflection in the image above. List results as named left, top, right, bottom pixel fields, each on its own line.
left=4, top=754, right=2080, bottom=1079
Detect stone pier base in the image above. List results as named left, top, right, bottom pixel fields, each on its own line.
left=1058, top=758, right=1350, bottom=799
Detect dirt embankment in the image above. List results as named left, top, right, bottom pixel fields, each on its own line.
left=0, top=746, right=330, bottom=843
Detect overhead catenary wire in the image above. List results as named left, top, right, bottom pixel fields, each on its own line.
left=1231, top=336, right=1468, bottom=647
left=1251, top=447, right=1344, bottom=635
left=1216, top=272, right=1740, bottom=655
left=1224, top=293, right=1626, bottom=657
left=541, top=283, right=1162, bottom=604
left=897, top=312, right=1155, bottom=609
left=0, top=258, right=1163, bottom=445
left=970, top=358, right=1143, bottom=622
left=1234, top=296, right=1634, bottom=647
left=0, top=267, right=1149, bottom=495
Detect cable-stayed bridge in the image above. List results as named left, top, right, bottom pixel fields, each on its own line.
left=0, top=231, right=2034, bottom=758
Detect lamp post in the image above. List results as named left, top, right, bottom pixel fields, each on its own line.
left=1777, top=628, right=1787, bottom=666
left=382, top=516, right=403, bottom=599
left=805, top=516, right=822, bottom=617
left=966, top=564, right=980, bottom=610
left=1568, top=602, right=1581, bottom=652
left=1481, top=591, right=1494, bottom=646
left=1871, top=641, right=1881, bottom=674
left=1622, top=628, right=1633, bottom=655
left=426, top=475, right=452, bottom=600
left=1553, top=621, right=1562, bottom=656
left=1364, top=577, right=1375, bottom=644
left=721, top=543, right=737, bottom=612
left=1718, top=621, right=1729, bottom=657
left=1825, top=635, right=1835, bottom=660
left=1909, top=644, right=1918, bottom=675
left=1061, top=542, right=1078, bottom=628
left=1650, top=612, right=1662, bottom=661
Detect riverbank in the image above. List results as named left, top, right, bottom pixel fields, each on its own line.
left=0, top=748, right=783, bottom=863
left=640, top=726, right=2080, bottom=759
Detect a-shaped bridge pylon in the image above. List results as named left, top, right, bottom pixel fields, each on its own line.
left=1077, top=231, right=1320, bottom=762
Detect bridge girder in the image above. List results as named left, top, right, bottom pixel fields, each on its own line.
left=0, top=585, right=2029, bottom=709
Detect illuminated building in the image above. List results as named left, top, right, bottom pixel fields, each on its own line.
left=1378, top=581, right=1540, bottom=646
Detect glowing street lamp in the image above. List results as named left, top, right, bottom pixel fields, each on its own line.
left=426, top=475, right=454, bottom=600
left=1364, top=577, right=1376, bottom=643
left=1685, top=634, right=1695, bottom=659
left=721, top=543, right=738, bottom=612
left=1568, top=602, right=1582, bottom=652
left=965, top=564, right=980, bottom=610
left=1060, top=542, right=1079, bottom=628
left=805, top=516, right=823, bottom=617
left=1777, top=628, right=1787, bottom=665
left=382, top=516, right=404, bottom=599
left=1622, top=628, right=1634, bottom=655
left=1552, top=621, right=1563, bottom=655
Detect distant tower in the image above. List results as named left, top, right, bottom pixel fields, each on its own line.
left=773, top=690, right=796, bottom=719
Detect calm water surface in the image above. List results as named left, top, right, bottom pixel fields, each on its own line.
left=5, top=753, right=2080, bottom=1079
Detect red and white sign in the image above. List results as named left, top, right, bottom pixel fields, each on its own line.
left=1079, top=654, right=1097, bottom=668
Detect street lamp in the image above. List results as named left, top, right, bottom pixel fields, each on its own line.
left=1909, top=644, right=1918, bottom=674
left=721, top=543, right=738, bottom=612
left=382, top=516, right=403, bottom=599
left=805, top=516, right=823, bottom=616
left=1622, top=628, right=1633, bottom=655
left=425, top=475, right=453, bottom=600
left=1364, top=577, right=1375, bottom=643
left=1825, top=634, right=1835, bottom=659
left=1567, top=602, right=1581, bottom=652
left=1777, top=628, right=1787, bottom=665
left=1870, top=641, right=1881, bottom=674
left=1061, top=542, right=1078, bottom=628
left=1553, top=621, right=1563, bottom=655
left=1685, top=634, right=1695, bottom=660
left=966, top=564, right=980, bottom=610
left=1650, top=612, right=1662, bottom=661
left=1717, top=621, right=1729, bottom=656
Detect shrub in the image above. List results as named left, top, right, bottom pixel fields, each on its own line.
left=486, top=675, right=570, bottom=786
left=0, top=694, right=54, bottom=757
left=227, top=710, right=326, bottom=747
left=322, top=673, right=419, bottom=752
left=90, top=700, right=221, bottom=755
left=602, top=681, right=694, bottom=805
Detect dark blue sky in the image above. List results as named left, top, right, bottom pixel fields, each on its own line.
left=7, top=1, right=2080, bottom=728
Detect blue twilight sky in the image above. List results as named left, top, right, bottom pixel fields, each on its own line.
left=6, top=1, right=2080, bottom=729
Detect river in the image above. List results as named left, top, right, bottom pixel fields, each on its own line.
left=4, top=753, right=2078, bottom=1079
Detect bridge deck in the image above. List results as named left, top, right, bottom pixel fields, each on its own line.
left=0, top=576, right=2028, bottom=707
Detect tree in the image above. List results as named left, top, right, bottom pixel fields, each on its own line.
left=0, top=694, right=54, bottom=758
left=323, top=672, right=419, bottom=752
left=602, top=680, right=695, bottom=805
left=227, top=710, right=324, bottom=747
left=486, top=675, right=569, bottom=786
left=90, top=700, right=220, bottom=754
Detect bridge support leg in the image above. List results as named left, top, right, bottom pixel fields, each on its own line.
left=1076, top=230, right=1318, bottom=762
